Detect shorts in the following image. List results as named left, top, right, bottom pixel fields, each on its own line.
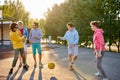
left=24, top=43, right=27, bottom=51
left=68, top=45, right=78, bottom=56
left=32, top=43, right=41, bottom=55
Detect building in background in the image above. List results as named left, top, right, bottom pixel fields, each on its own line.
left=0, top=21, right=12, bottom=45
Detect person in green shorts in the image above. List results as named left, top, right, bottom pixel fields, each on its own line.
left=29, top=22, right=43, bottom=66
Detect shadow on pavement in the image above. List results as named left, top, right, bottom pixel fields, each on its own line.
left=7, top=64, right=22, bottom=80
left=95, top=75, right=103, bottom=80
left=50, top=76, right=57, bottom=80
left=6, top=73, right=12, bottom=80
left=71, top=69, right=87, bottom=80
left=29, top=65, right=37, bottom=80
left=17, top=68, right=27, bottom=80
left=38, top=66, right=43, bottom=80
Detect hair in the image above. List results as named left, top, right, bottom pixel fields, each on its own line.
left=67, top=22, right=74, bottom=27
left=10, top=22, right=17, bottom=30
left=34, top=22, right=39, bottom=27
left=17, top=21, right=23, bottom=25
left=90, top=21, right=100, bottom=28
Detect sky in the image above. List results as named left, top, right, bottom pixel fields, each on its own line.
left=20, top=0, right=65, bottom=19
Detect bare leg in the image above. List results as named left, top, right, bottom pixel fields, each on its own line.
left=72, top=55, right=78, bottom=64
left=68, top=54, right=72, bottom=65
left=39, top=54, right=42, bottom=66
left=33, top=54, right=36, bottom=63
left=68, top=54, right=74, bottom=70
left=39, top=54, right=42, bottom=63
left=68, top=54, right=72, bottom=63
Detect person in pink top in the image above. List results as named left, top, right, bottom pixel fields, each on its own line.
left=90, top=21, right=108, bottom=80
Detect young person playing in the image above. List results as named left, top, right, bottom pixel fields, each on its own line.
left=9, top=23, right=29, bottom=74
left=90, top=21, right=108, bottom=80
left=29, top=22, right=43, bottom=67
left=57, top=22, right=79, bottom=70
left=17, top=21, right=29, bottom=66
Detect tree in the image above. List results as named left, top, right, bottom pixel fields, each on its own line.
left=102, top=0, right=120, bottom=51
left=44, top=0, right=119, bottom=51
left=39, top=18, right=46, bottom=36
left=0, top=0, right=30, bottom=26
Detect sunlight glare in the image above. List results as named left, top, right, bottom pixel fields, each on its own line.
left=20, top=0, right=65, bottom=19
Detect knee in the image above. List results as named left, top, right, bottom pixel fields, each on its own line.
left=74, top=55, right=78, bottom=58
left=69, top=54, right=72, bottom=57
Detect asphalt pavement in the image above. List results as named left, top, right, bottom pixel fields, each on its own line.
left=0, top=44, right=120, bottom=80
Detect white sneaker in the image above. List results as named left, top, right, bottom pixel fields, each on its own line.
left=95, top=72, right=100, bottom=76
left=103, top=78, right=109, bottom=80
left=39, top=62, right=43, bottom=66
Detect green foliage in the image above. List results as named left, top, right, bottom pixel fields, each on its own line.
left=44, top=0, right=119, bottom=51
left=0, top=0, right=30, bottom=26
left=39, top=18, right=46, bottom=36
left=44, top=3, right=68, bottom=37
left=102, top=0, right=120, bottom=50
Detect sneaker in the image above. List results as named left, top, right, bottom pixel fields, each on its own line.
left=39, top=62, right=43, bottom=66
left=23, top=65, right=29, bottom=70
left=69, top=62, right=74, bottom=70
left=26, top=64, right=29, bottom=68
left=69, top=65, right=73, bottom=70
left=9, top=68, right=13, bottom=74
left=71, top=62, right=74, bottom=65
left=103, top=78, right=109, bottom=80
left=95, top=72, right=100, bottom=76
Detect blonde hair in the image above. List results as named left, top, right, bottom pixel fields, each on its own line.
left=17, top=20, right=23, bottom=25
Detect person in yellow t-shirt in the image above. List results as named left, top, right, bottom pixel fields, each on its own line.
left=9, top=23, right=29, bottom=74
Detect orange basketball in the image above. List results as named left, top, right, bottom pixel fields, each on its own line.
left=48, top=62, right=55, bottom=69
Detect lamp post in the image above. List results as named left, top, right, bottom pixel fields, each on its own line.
left=0, top=0, right=4, bottom=45
left=0, top=10, right=3, bottom=45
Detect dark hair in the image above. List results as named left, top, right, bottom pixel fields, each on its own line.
left=67, top=22, right=74, bottom=27
left=10, top=22, right=17, bottom=30
left=90, top=21, right=99, bottom=28
left=34, top=22, right=38, bottom=27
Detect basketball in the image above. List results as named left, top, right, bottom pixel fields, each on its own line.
left=48, top=62, right=55, bottom=69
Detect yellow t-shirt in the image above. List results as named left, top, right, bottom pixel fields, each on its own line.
left=10, top=29, right=24, bottom=49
